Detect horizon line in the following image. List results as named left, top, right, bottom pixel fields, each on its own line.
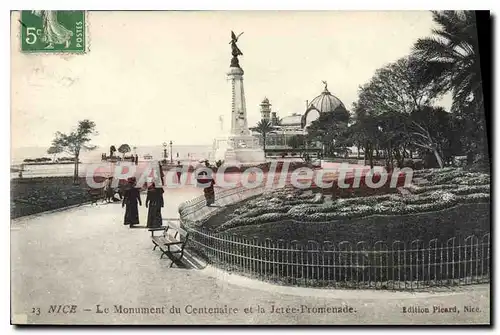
left=11, top=143, right=214, bottom=149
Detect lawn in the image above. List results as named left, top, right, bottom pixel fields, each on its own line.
left=11, top=176, right=107, bottom=218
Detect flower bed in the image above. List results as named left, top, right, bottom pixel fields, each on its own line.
left=182, top=167, right=490, bottom=289
left=199, top=168, right=490, bottom=241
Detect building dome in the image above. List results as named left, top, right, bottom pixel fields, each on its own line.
left=302, top=82, right=345, bottom=128
left=280, top=114, right=302, bottom=126
left=307, top=84, right=345, bottom=113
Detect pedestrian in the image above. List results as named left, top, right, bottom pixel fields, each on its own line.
left=122, top=177, right=142, bottom=227
left=135, top=154, right=139, bottom=165
left=197, top=171, right=216, bottom=206
left=104, top=176, right=114, bottom=203
left=146, top=182, right=164, bottom=228
left=158, top=161, right=165, bottom=186
left=204, top=176, right=216, bottom=206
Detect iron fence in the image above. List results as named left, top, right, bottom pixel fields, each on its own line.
left=178, top=186, right=491, bottom=290
left=178, top=185, right=267, bottom=222
left=186, top=228, right=490, bottom=290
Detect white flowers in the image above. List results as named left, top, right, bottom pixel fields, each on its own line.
left=202, top=168, right=491, bottom=232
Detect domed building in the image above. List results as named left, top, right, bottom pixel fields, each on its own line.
left=302, top=82, right=345, bottom=128
left=251, top=82, right=346, bottom=157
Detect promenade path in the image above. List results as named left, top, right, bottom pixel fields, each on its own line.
left=11, top=186, right=490, bottom=325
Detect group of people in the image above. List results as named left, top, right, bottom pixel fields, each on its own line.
left=103, top=177, right=120, bottom=202
left=101, top=153, right=139, bottom=165
left=111, top=160, right=217, bottom=228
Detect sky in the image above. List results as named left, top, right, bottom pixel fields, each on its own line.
left=11, top=10, right=452, bottom=149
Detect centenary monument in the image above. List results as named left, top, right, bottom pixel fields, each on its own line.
left=213, top=31, right=265, bottom=164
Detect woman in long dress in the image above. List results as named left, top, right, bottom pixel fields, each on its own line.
left=204, top=178, right=216, bottom=206
left=104, top=177, right=114, bottom=203
left=146, top=183, right=164, bottom=228
left=197, top=171, right=216, bottom=206
left=122, top=178, right=142, bottom=226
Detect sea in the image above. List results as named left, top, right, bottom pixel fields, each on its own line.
left=11, top=144, right=213, bottom=179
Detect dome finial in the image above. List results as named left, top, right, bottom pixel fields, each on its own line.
left=322, top=80, right=329, bottom=92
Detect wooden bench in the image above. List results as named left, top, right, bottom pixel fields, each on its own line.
left=150, top=222, right=190, bottom=267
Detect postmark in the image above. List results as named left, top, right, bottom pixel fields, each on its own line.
left=20, top=10, right=86, bottom=53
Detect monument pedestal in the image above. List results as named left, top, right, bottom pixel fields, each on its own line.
left=213, top=135, right=265, bottom=164
left=229, top=149, right=266, bottom=164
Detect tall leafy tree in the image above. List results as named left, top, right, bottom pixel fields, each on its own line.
left=118, top=144, right=131, bottom=158
left=362, top=56, right=439, bottom=115
left=353, top=55, right=442, bottom=168
left=51, top=119, right=97, bottom=184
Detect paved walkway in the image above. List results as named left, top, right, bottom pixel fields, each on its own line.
left=11, top=187, right=490, bottom=325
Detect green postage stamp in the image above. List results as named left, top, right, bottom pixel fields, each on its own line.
left=20, top=10, right=86, bottom=53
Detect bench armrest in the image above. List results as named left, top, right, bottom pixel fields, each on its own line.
left=164, top=241, right=184, bottom=246
left=149, top=227, right=165, bottom=231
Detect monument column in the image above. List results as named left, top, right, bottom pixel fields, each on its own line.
left=228, top=66, right=250, bottom=136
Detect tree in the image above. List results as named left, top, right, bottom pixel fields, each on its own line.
left=288, top=135, right=305, bottom=150
left=47, top=145, right=63, bottom=162
left=348, top=103, right=380, bottom=168
left=410, top=106, right=465, bottom=168
left=412, top=11, right=485, bottom=164
left=352, top=55, right=442, bottom=169
left=109, top=145, right=117, bottom=157
left=345, top=122, right=365, bottom=159
left=361, top=56, right=439, bottom=116
left=118, top=144, right=131, bottom=158
left=252, top=119, right=274, bottom=156
left=51, top=119, right=97, bottom=184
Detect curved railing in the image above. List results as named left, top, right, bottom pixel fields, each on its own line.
left=178, top=185, right=267, bottom=224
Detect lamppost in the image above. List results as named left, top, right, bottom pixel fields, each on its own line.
left=162, top=142, right=168, bottom=163
left=169, top=141, right=173, bottom=164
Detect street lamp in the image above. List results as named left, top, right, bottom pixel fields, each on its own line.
left=162, top=142, right=168, bottom=162
left=169, top=141, right=173, bottom=164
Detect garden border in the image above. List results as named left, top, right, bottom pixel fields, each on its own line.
left=178, top=184, right=491, bottom=290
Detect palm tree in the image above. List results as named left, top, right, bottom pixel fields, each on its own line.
left=253, top=119, right=274, bottom=156
left=413, top=11, right=482, bottom=112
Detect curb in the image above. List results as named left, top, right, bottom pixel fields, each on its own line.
left=200, top=265, right=490, bottom=300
